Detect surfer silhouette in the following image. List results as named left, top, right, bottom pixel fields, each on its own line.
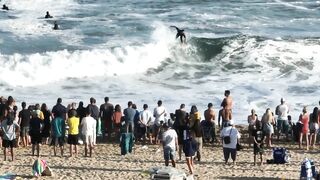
left=53, top=21, right=59, bottom=30
left=2, top=4, right=9, bottom=11
left=45, top=11, right=53, bottom=18
left=170, top=26, right=186, bottom=44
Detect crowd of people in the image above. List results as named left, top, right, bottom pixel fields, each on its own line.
left=0, top=92, right=319, bottom=175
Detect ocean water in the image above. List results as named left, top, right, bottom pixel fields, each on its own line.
left=0, top=0, right=320, bottom=123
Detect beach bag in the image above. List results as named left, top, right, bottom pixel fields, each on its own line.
left=120, top=133, right=134, bottom=155
left=149, top=166, right=187, bottom=180
left=273, top=147, right=289, bottom=164
left=300, top=158, right=317, bottom=179
left=223, top=128, right=232, bottom=144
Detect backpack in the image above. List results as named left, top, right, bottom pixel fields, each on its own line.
left=273, top=147, right=289, bottom=164
left=300, top=158, right=317, bottom=179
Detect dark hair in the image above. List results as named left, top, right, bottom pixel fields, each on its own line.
left=6, top=112, right=14, bottom=126
left=57, top=98, right=62, bottom=104
left=255, top=120, right=262, bottom=130
left=132, top=104, right=137, bottom=109
left=143, top=104, right=148, bottom=109
left=208, top=103, right=213, bottom=108
left=180, top=104, right=185, bottom=109
left=104, top=97, right=109, bottom=102
left=41, top=103, right=47, bottom=112
left=190, top=105, right=198, bottom=114
left=85, top=107, right=91, bottom=115
left=157, top=100, right=162, bottom=106
left=90, top=97, right=95, bottom=104
left=225, top=90, right=230, bottom=96
left=69, top=109, right=77, bottom=117
left=22, top=102, right=26, bottom=108
left=128, top=101, right=133, bottom=107
left=78, top=101, right=84, bottom=108
left=35, top=104, right=40, bottom=110
left=115, top=104, right=121, bottom=112
left=311, top=107, right=319, bottom=123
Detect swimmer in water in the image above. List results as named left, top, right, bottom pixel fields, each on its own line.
left=53, top=21, right=59, bottom=30
left=170, top=26, right=186, bottom=44
left=2, top=4, right=9, bottom=11
left=45, top=11, right=53, bottom=18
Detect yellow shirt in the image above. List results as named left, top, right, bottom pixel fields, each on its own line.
left=67, top=116, right=80, bottom=135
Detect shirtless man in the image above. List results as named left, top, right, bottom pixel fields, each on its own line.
left=220, top=90, right=233, bottom=127
left=204, top=103, right=216, bottom=143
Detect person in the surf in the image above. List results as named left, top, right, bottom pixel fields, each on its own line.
left=2, top=4, right=9, bottom=11
left=53, top=21, right=59, bottom=30
left=170, top=26, right=186, bottom=44
left=45, top=11, right=53, bottom=18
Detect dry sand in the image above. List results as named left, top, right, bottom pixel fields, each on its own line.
left=0, top=129, right=319, bottom=180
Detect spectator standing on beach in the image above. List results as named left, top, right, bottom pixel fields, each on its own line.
left=299, top=107, right=309, bottom=150
left=204, top=103, right=216, bottom=143
left=18, top=102, right=31, bottom=147
left=112, top=104, right=123, bottom=140
left=220, top=122, right=240, bottom=165
left=190, top=105, right=202, bottom=162
left=1, top=108, right=19, bottom=161
left=124, top=101, right=136, bottom=134
left=139, top=104, right=152, bottom=144
left=87, top=98, right=99, bottom=121
left=162, top=122, right=178, bottom=167
left=51, top=114, right=65, bottom=157
left=309, top=107, right=319, bottom=148
left=40, top=103, right=51, bottom=144
left=100, top=97, right=114, bottom=141
left=67, top=109, right=80, bottom=157
left=153, top=100, right=167, bottom=144
left=252, top=120, right=265, bottom=166
left=182, top=118, right=196, bottom=175
left=52, top=98, right=67, bottom=121
left=132, top=104, right=141, bottom=140
left=262, top=108, right=275, bottom=147
left=76, top=101, right=86, bottom=123
left=247, top=109, right=258, bottom=147
left=29, top=111, right=43, bottom=157
left=81, top=108, right=96, bottom=157
left=275, top=98, right=289, bottom=141
left=174, top=104, right=186, bottom=160
left=220, top=90, right=233, bottom=127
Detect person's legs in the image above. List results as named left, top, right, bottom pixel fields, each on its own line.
left=223, top=148, right=230, bottom=164
left=299, top=133, right=303, bottom=149
left=36, top=144, right=40, bottom=157
left=254, top=154, right=256, bottom=166
left=84, top=144, right=88, bottom=157
left=305, top=133, right=309, bottom=150
left=230, top=149, right=237, bottom=163
left=3, top=147, right=6, bottom=161
left=163, top=147, right=170, bottom=166
left=186, top=157, right=194, bottom=174
left=75, top=145, right=78, bottom=157
left=277, top=119, right=283, bottom=140
left=259, top=153, right=263, bottom=165
left=69, top=144, right=73, bottom=157
left=10, top=146, right=14, bottom=161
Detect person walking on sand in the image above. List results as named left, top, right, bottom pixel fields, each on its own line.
left=67, top=109, right=80, bottom=157
left=299, top=107, right=309, bottom=150
left=162, top=122, right=178, bottom=167
left=248, top=109, right=258, bottom=147
left=1, top=108, right=19, bottom=161
left=252, top=120, right=265, bottom=166
left=262, top=108, right=275, bottom=148
left=275, top=98, right=289, bottom=141
left=81, top=108, right=96, bottom=157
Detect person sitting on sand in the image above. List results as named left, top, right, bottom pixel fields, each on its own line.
left=51, top=114, right=65, bottom=157
left=81, top=108, right=96, bottom=157
left=252, top=120, right=265, bottom=166
left=67, top=109, right=79, bottom=157
left=261, top=108, right=274, bottom=148
left=299, top=106, right=309, bottom=150
left=29, top=111, right=43, bottom=157
left=45, top=11, right=53, bottom=18
left=1, top=108, right=19, bottom=161
left=2, top=4, right=9, bottom=11
left=248, top=109, right=258, bottom=147
left=162, top=122, right=178, bottom=167
left=220, top=122, right=240, bottom=165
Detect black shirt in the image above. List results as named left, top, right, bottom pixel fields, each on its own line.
left=52, top=103, right=67, bottom=119
left=100, top=103, right=114, bottom=120
left=253, top=129, right=265, bottom=144
left=29, top=117, right=42, bottom=135
left=88, top=104, right=99, bottom=120
left=18, top=109, right=31, bottom=127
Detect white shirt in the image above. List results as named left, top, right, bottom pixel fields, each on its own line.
left=220, top=126, right=240, bottom=149
left=162, top=129, right=177, bottom=149
left=277, top=104, right=289, bottom=121
left=153, top=106, right=167, bottom=126
left=140, top=109, right=153, bottom=126
left=81, top=116, right=96, bottom=137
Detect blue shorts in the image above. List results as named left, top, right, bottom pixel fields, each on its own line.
left=163, top=146, right=175, bottom=161
left=277, top=120, right=289, bottom=134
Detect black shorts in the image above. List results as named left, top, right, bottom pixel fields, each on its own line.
left=2, top=139, right=16, bottom=148
left=31, top=134, right=42, bottom=145
left=67, top=134, right=78, bottom=145
left=50, top=137, right=65, bottom=147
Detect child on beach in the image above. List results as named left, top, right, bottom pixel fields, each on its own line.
left=252, top=120, right=265, bottom=166
left=29, top=111, right=43, bottom=157
left=51, top=116, right=65, bottom=157
left=67, top=109, right=79, bottom=157
left=162, top=122, right=178, bottom=167
left=1, top=108, right=20, bottom=161
left=81, top=108, right=96, bottom=157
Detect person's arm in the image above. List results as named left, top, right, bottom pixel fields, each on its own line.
left=175, top=134, right=179, bottom=151
left=218, top=110, right=221, bottom=127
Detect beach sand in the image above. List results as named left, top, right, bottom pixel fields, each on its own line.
left=0, top=129, right=318, bottom=180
